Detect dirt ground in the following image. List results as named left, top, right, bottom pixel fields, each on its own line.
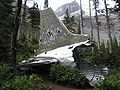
left=39, top=72, right=99, bottom=90
left=43, top=79, right=99, bottom=90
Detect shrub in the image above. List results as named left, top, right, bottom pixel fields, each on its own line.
left=50, top=64, right=89, bottom=87
left=0, top=63, right=48, bottom=90
left=0, top=63, right=13, bottom=89
left=97, top=71, right=120, bottom=90
left=17, top=34, right=39, bottom=61
left=8, top=74, right=48, bottom=90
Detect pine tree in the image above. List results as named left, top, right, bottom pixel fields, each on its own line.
left=29, top=3, right=40, bottom=28
left=112, top=36, right=120, bottom=60
left=99, top=40, right=109, bottom=64
left=63, top=8, right=77, bottom=33
left=28, top=3, right=40, bottom=41
left=0, top=0, right=14, bottom=62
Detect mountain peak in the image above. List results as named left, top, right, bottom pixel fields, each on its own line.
left=55, top=0, right=80, bottom=17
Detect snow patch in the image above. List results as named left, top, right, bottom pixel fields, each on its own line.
left=36, top=40, right=90, bottom=67
left=37, top=40, right=89, bottom=59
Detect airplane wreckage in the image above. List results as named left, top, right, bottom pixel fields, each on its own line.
left=20, top=8, right=108, bottom=86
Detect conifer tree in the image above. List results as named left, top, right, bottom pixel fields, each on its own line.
left=28, top=3, right=40, bottom=41
left=63, top=8, right=77, bottom=33
left=0, top=0, right=14, bottom=62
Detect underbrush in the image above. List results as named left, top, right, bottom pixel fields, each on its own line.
left=96, top=69, right=120, bottom=90
left=8, top=74, right=48, bottom=90
left=50, top=64, right=89, bottom=88
left=0, top=63, right=13, bottom=89
left=0, top=63, right=48, bottom=90
left=17, top=34, right=39, bottom=61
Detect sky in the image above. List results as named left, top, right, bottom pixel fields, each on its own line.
left=26, top=0, right=116, bottom=14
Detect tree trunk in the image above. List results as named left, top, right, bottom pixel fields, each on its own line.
left=79, top=0, right=84, bottom=34
left=104, top=0, right=112, bottom=53
left=78, top=18, right=81, bottom=34
left=89, top=0, right=94, bottom=55
left=89, top=0, right=94, bottom=40
left=18, top=0, right=27, bottom=38
left=94, top=0, right=100, bottom=50
left=23, top=0, right=27, bottom=22
left=11, top=0, right=22, bottom=69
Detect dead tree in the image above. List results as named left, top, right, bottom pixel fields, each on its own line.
left=78, top=17, right=81, bottom=34
left=18, top=0, right=28, bottom=38
left=93, top=0, right=100, bottom=50
left=89, top=0, right=94, bottom=55
left=89, top=0, right=94, bottom=40
left=79, top=0, right=84, bottom=34
left=104, top=0, right=112, bottom=53
left=11, top=0, right=22, bottom=69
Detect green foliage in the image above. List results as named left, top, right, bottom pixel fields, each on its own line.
left=76, top=47, right=93, bottom=61
left=110, top=36, right=120, bottom=64
left=63, top=8, right=77, bottom=33
left=97, top=71, right=120, bottom=90
left=0, top=63, right=48, bottom=90
left=0, top=0, right=14, bottom=62
left=76, top=37, right=120, bottom=68
left=0, top=63, right=14, bottom=89
left=91, top=41, right=109, bottom=65
left=29, top=4, right=40, bottom=28
left=8, top=74, right=45, bottom=90
left=39, top=84, right=49, bottom=90
left=50, top=64, right=89, bottom=87
left=17, top=34, right=39, bottom=61
left=74, top=38, right=120, bottom=89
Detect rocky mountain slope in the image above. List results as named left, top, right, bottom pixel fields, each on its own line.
left=56, top=2, right=120, bottom=42
left=77, top=13, right=120, bottom=42
left=55, top=1, right=120, bottom=42
left=55, top=0, right=80, bottom=17
left=72, top=13, right=120, bottom=42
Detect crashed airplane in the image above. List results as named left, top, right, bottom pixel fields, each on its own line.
left=20, top=8, right=108, bottom=86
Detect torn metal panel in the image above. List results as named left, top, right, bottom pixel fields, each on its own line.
left=38, top=8, right=88, bottom=53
